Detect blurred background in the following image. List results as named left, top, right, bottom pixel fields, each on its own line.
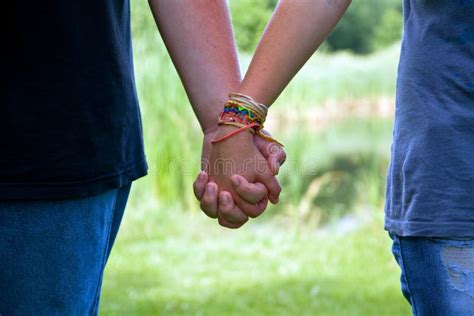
left=101, top=1, right=411, bottom=315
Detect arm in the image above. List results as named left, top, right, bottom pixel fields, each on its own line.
left=149, top=0, right=282, bottom=228
left=239, top=0, right=351, bottom=105
left=207, top=0, right=350, bottom=221
left=148, top=0, right=240, bottom=134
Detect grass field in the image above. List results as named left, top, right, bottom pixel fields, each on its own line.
left=100, top=193, right=410, bottom=316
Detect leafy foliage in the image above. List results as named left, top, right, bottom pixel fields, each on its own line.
left=229, top=0, right=277, bottom=52
left=326, top=0, right=402, bottom=54
left=373, top=8, right=403, bottom=49
left=230, top=0, right=403, bottom=54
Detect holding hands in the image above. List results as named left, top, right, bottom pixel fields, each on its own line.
left=193, top=95, right=286, bottom=228
left=151, top=0, right=350, bottom=228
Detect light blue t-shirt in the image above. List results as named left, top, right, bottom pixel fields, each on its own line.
left=384, top=0, right=474, bottom=237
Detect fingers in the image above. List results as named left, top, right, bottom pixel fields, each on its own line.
left=199, top=182, right=218, bottom=218
left=229, top=175, right=268, bottom=218
left=234, top=197, right=267, bottom=218
left=268, top=145, right=286, bottom=175
left=254, top=135, right=286, bottom=175
left=254, top=132, right=272, bottom=159
left=217, top=192, right=248, bottom=228
left=218, top=217, right=247, bottom=229
left=259, top=174, right=282, bottom=204
left=230, top=175, right=267, bottom=204
left=254, top=137, right=284, bottom=203
left=195, top=164, right=277, bottom=226
left=194, top=171, right=220, bottom=219
left=258, top=197, right=269, bottom=212
left=193, top=171, right=208, bottom=200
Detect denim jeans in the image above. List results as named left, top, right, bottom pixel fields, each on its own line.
left=0, top=184, right=131, bottom=316
left=390, top=234, right=474, bottom=316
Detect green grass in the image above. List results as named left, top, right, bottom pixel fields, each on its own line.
left=100, top=193, right=410, bottom=316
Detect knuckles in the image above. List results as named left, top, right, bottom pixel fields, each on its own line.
left=218, top=216, right=246, bottom=229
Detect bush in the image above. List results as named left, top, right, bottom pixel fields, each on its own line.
left=372, top=9, right=403, bottom=49
left=325, top=0, right=402, bottom=54
left=229, top=0, right=402, bottom=55
left=229, top=0, right=276, bottom=52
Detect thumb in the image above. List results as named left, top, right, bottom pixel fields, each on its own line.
left=230, top=175, right=268, bottom=204
left=193, top=171, right=209, bottom=200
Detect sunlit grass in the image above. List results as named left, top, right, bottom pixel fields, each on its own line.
left=100, top=192, right=410, bottom=316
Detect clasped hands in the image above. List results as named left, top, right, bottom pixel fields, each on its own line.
left=193, top=125, right=286, bottom=228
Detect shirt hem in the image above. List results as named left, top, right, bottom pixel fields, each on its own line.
left=384, top=217, right=474, bottom=238
left=0, top=158, right=148, bottom=200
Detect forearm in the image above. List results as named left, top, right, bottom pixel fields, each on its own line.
left=239, top=0, right=351, bottom=105
left=149, top=0, right=241, bottom=133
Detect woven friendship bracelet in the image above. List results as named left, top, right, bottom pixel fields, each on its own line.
left=211, top=93, right=284, bottom=147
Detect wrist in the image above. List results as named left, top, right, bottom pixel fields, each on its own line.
left=212, top=124, right=253, bottom=144
left=203, top=125, right=219, bottom=137
left=216, top=124, right=252, bottom=137
left=202, top=124, right=243, bottom=137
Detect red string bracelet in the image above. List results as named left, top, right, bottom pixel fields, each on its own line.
left=211, top=123, right=258, bottom=144
left=211, top=94, right=284, bottom=146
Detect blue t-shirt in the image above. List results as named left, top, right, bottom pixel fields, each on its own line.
left=3, top=0, right=147, bottom=199
left=385, top=0, right=474, bottom=237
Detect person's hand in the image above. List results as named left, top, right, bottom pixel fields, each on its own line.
left=194, top=171, right=269, bottom=228
left=209, top=125, right=283, bottom=226
left=194, top=129, right=267, bottom=228
left=194, top=127, right=285, bottom=228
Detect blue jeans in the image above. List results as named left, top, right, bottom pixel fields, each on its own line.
left=0, top=184, right=131, bottom=315
left=391, top=234, right=474, bottom=316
